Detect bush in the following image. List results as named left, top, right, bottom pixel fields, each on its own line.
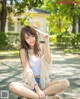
left=56, top=33, right=80, bottom=49
left=0, top=32, right=20, bottom=50
left=0, top=32, right=8, bottom=49
left=6, top=33, right=20, bottom=49
left=0, top=32, right=80, bottom=50
left=49, top=35, right=57, bottom=43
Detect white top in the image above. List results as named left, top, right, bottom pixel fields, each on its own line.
left=29, top=56, right=41, bottom=76
left=22, top=55, right=52, bottom=90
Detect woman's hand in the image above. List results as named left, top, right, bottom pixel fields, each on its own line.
left=34, top=84, right=46, bottom=99
left=42, top=34, right=49, bottom=44
left=37, top=89, right=46, bottom=99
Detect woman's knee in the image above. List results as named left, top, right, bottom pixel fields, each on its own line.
left=9, top=82, right=18, bottom=92
left=60, top=79, right=70, bottom=89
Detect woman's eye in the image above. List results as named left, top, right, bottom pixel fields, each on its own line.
left=31, top=35, right=34, bottom=37
left=25, top=37, right=29, bottom=39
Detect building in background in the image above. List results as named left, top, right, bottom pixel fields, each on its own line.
left=5, top=8, right=49, bottom=33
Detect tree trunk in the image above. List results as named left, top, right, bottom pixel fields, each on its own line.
left=0, top=0, right=7, bottom=32
left=78, top=18, right=80, bottom=33
left=58, top=18, right=62, bottom=33
left=70, top=4, right=76, bottom=33
left=72, top=15, right=76, bottom=33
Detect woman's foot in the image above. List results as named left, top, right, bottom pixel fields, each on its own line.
left=55, top=95, right=61, bottom=99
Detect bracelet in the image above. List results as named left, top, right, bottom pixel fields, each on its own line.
left=34, top=83, right=37, bottom=88
left=38, top=94, right=40, bottom=99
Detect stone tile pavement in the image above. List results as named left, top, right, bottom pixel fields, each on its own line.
left=0, top=50, right=80, bottom=99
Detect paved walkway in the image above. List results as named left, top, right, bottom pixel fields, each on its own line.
left=0, top=50, right=80, bottom=99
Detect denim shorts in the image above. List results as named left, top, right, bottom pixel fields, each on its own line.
left=35, top=78, right=40, bottom=88
left=33, top=78, right=41, bottom=92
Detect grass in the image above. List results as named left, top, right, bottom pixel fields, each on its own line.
left=0, top=50, right=19, bottom=58
left=64, top=49, right=80, bottom=54
left=0, top=48, right=80, bottom=59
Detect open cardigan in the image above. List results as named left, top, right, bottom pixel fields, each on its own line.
left=40, top=55, right=52, bottom=89
left=22, top=55, right=52, bottom=90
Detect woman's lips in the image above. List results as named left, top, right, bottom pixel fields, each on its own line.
left=30, top=41, right=35, bottom=45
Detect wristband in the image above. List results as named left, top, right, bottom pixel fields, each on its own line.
left=34, top=83, right=37, bottom=88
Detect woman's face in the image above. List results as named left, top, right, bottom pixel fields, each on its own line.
left=25, top=33, right=36, bottom=47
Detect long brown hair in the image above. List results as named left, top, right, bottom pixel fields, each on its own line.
left=20, top=25, right=40, bottom=58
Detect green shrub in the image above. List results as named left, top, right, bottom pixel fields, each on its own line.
left=49, top=35, right=57, bottom=43
left=56, top=33, right=80, bottom=48
left=6, top=33, right=20, bottom=49
left=0, top=32, right=20, bottom=50
left=0, top=32, right=80, bottom=50
left=0, top=32, right=8, bottom=49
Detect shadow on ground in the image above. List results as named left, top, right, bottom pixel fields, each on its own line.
left=0, top=50, right=80, bottom=99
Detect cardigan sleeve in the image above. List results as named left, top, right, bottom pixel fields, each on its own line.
left=22, top=67, right=37, bottom=89
left=40, top=55, right=52, bottom=89
left=41, top=55, right=52, bottom=67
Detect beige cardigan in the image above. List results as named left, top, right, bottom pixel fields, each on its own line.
left=22, top=55, right=52, bottom=90
left=40, top=55, right=52, bottom=89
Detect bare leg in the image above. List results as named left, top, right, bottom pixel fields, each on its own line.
left=9, top=79, right=69, bottom=99
left=43, top=79, right=70, bottom=97
left=9, top=82, right=39, bottom=99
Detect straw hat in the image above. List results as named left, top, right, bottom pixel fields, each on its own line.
left=29, top=20, right=42, bottom=29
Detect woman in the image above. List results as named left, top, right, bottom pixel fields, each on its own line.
left=9, top=26, right=70, bottom=99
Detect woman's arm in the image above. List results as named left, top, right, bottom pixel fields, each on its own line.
left=42, top=34, right=51, bottom=64
left=20, top=49, right=45, bottom=98
left=20, top=49, right=37, bottom=89
left=20, top=48, right=29, bottom=68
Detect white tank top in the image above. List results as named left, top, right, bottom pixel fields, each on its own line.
left=29, top=56, right=41, bottom=76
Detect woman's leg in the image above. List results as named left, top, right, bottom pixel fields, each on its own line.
left=9, top=82, right=39, bottom=99
left=43, top=79, right=70, bottom=96
left=9, top=79, right=69, bottom=99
